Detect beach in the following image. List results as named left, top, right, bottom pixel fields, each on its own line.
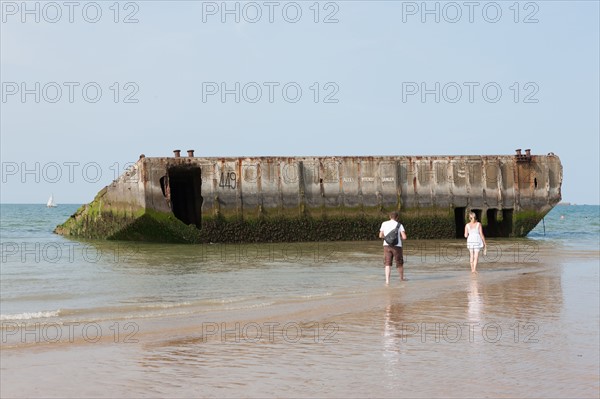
left=3, top=0, right=599, bottom=395
left=1, top=205, right=599, bottom=398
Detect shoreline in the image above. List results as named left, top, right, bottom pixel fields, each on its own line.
left=2, top=241, right=598, bottom=398
left=2, top=239, right=597, bottom=348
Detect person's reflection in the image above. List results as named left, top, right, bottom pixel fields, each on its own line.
left=383, top=303, right=394, bottom=341
left=383, top=302, right=398, bottom=375
left=467, top=275, right=483, bottom=323
left=382, top=300, right=407, bottom=363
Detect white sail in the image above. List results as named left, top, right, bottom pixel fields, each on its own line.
left=47, top=195, right=57, bottom=207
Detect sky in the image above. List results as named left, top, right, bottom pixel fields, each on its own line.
left=1, top=0, right=599, bottom=205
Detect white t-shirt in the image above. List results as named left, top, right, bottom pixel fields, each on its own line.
left=380, top=220, right=405, bottom=247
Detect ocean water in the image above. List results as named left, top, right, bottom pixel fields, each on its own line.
left=1, top=203, right=599, bottom=398
left=528, top=204, right=600, bottom=247
left=0, top=204, right=386, bottom=324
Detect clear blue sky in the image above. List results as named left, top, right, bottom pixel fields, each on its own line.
left=1, top=1, right=599, bottom=204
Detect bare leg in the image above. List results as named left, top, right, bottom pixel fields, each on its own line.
left=385, top=265, right=391, bottom=284
left=469, top=249, right=475, bottom=272
left=472, top=249, right=480, bottom=273
left=398, top=265, right=407, bottom=281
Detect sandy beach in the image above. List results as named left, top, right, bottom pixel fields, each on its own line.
left=2, top=0, right=599, bottom=396
left=2, top=238, right=598, bottom=398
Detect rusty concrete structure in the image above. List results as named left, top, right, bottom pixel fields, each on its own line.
left=55, top=150, right=563, bottom=243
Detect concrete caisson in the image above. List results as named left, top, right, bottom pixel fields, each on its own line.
left=55, top=151, right=563, bottom=243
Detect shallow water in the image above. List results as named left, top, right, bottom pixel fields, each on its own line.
left=1, top=204, right=599, bottom=397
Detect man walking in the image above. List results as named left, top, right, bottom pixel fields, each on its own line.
left=379, top=211, right=407, bottom=284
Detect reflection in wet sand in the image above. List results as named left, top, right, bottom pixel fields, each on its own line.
left=1, top=241, right=598, bottom=398
left=383, top=301, right=408, bottom=368
left=467, top=275, right=483, bottom=323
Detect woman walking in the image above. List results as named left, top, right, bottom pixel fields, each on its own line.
left=464, top=212, right=486, bottom=273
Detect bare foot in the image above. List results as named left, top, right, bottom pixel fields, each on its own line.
left=401, top=278, right=409, bottom=281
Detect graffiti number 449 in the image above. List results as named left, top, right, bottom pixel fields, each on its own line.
left=219, top=172, right=237, bottom=189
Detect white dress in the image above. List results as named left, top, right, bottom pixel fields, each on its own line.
left=466, top=222, right=484, bottom=250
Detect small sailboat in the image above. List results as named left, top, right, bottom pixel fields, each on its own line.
left=46, top=194, right=57, bottom=208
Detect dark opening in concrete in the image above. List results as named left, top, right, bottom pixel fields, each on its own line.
left=485, top=208, right=499, bottom=237
left=483, top=208, right=514, bottom=237
left=159, top=176, right=166, bottom=197
left=168, top=166, right=203, bottom=229
left=454, top=207, right=466, bottom=238
left=501, top=209, right=513, bottom=237
left=471, top=209, right=482, bottom=225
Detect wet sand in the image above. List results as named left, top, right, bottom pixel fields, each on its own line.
left=1, top=240, right=599, bottom=398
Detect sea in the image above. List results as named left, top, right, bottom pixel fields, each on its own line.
left=1, top=203, right=599, bottom=398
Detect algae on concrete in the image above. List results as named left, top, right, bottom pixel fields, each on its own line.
left=54, top=153, right=562, bottom=243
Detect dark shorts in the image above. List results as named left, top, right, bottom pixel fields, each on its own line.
left=384, top=246, right=404, bottom=267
